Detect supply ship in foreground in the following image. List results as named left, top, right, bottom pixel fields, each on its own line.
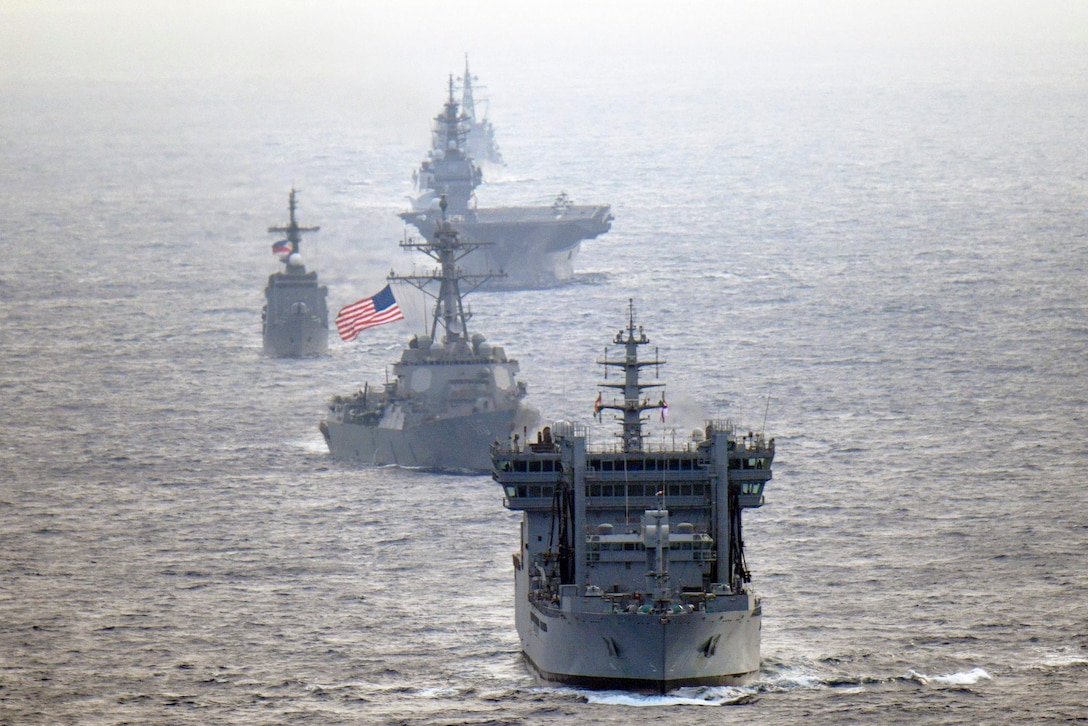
left=401, top=75, right=612, bottom=289
left=491, top=302, right=774, bottom=691
left=321, top=200, right=539, bottom=471
left=262, top=190, right=329, bottom=357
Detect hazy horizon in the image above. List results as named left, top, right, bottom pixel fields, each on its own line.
left=3, top=0, right=1086, bottom=87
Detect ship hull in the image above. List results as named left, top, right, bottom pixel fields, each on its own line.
left=263, top=268, right=329, bottom=357
left=322, top=405, right=538, bottom=471
left=400, top=204, right=612, bottom=289
left=513, top=564, right=760, bottom=693
left=262, top=316, right=328, bottom=357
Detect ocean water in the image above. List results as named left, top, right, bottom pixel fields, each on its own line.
left=2, top=47, right=1087, bottom=725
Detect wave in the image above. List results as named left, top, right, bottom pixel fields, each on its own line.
left=905, top=667, right=992, bottom=686
left=581, top=686, right=757, bottom=707
left=1035, top=649, right=1088, bottom=669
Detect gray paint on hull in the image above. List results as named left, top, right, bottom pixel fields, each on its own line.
left=324, top=407, right=533, bottom=471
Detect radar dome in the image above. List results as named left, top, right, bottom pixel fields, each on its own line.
left=552, top=420, right=573, bottom=438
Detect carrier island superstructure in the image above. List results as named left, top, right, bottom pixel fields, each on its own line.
left=262, top=189, right=329, bottom=357
left=491, top=303, right=774, bottom=691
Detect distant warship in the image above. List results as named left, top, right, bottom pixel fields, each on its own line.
left=401, top=75, right=613, bottom=289
left=262, top=190, right=329, bottom=357
left=459, top=55, right=503, bottom=166
left=491, top=302, right=775, bottom=692
left=321, top=198, right=539, bottom=470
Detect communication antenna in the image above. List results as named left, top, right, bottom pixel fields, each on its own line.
left=761, top=365, right=776, bottom=435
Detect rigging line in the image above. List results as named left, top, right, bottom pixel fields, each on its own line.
left=761, top=360, right=778, bottom=436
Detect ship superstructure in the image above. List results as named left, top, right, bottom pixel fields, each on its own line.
left=262, top=189, right=329, bottom=357
left=321, top=198, right=539, bottom=470
left=459, top=54, right=503, bottom=165
left=401, top=74, right=612, bottom=289
left=491, top=302, right=774, bottom=691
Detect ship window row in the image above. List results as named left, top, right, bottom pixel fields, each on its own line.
left=504, top=485, right=555, bottom=499
left=729, top=457, right=769, bottom=470
left=587, top=482, right=708, bottom=498
left=590, top=457, right=701, bottom=472
left=495, top=459, right=560, bottom=473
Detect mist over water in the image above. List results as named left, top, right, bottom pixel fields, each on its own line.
left=2, top=21, right=1087, bottom=725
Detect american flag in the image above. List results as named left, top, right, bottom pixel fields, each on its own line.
left=335, top=285, right=405, bottom=341
left=271, top=239, right=292, bottom=256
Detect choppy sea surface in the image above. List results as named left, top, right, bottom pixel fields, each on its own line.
left=2, top=48, right=1087, bottom=724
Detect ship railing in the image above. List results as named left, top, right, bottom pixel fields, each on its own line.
left=583, top=437, right=704, bottom=455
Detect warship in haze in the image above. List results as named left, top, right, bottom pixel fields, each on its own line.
left=401, top=75, right=613, bottom=289
left=321, top=199, right=539, bottom=470
left=459, top=55, right=503, bottom=165
left=491, top=302, right=775, bottom=692
left=262, top=190, right=329, bottom=357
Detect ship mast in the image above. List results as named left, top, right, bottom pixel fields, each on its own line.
left=459, top=53, right=476, bottom=122
left=434, top=74, right=470, bottom=159
left=596, top=299, right=666, bottom=452
left=267, top=189, right=319, bottom=257
left=391, top=196, right=501, bottom=345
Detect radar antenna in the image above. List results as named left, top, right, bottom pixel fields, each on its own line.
left=390, top=195, right=503, bottom=344
left=267, top=189, right=319, bottom=257
left=595, top=299, right=667, bottom=452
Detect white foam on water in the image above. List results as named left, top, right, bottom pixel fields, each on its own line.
left=581, top=685, right=755, bottom=707
left=414, top=685, right=461, bottom=698
left=763, top=665, right=828, bottom=690
left=1039, top=650, right=1088, bottom=668
left=907, top=667, right=993, bottom=686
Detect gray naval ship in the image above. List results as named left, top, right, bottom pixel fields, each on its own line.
left=459, top=55, right=503, bottom=165
left=401, top=75, right=613, bottom=289
left=320, top=199, right=540, bottom=471
left=491, top=302, right=775, bottom=692
left=262, top=189, right=329, bottom=357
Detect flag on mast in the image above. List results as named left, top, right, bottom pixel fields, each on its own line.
left=335, top=285, right=405, bottom=341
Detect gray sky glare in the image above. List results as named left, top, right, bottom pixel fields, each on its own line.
left=2, top=1, right=1086, bottom=84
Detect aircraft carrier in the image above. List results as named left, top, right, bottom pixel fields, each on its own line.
left=401, top=75, right=612, bottom=289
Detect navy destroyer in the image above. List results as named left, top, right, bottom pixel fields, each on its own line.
left=321, top=198, right=539, bottom=470
left=262, top=190, right=329, bottom=357
left=491, top=302, right=774, bottom=692
left=401, top=76, right=613, bottom=289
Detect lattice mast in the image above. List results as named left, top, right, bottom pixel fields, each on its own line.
left=391, top=196, right=501, bottom=344
left=596, top=299, right=666, bottom=452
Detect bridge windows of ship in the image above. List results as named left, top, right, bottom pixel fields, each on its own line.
left=590, top=457, right=703, bottom=472
left=493, top=458, right=561, bottom=474
left=729, top=457, right=770, bottom=470
left=503, top=484, right=555, bottom=500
